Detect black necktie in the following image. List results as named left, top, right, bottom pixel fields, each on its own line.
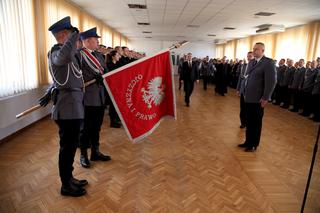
left=92, top=51, right=96, bottom=57
left=253, top=60, right=257, bottom=66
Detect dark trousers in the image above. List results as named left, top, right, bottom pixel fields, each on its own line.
left=80, top=106, right=105, bottom=150
left=184, top=81, right=194, bottom=104
left=271, top=84, right=279, bottom=103
left=277, top=86, right=287, bottom=104
left=55, top=119, right=82, bottom=185
left=291, top=89, right=302, bottom=111
left=215, top=78, right=227, bottom=96
left=301, top=91, right=313, bottom=116
left=109, top=102, right=120, bottom=122
left=312, top=94, right=320, bottom=121
left=203, top=76, right=209, bottom=90
left=240, top=94, right=247, bottom=126
left=282, top=86, right=290, bottom=107
left=245, top=103, right=264, bottom=148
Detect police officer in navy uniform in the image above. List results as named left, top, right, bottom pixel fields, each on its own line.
left=77, top=27, right=111, bottom=168
left=48, top=16, right=88, bottom=197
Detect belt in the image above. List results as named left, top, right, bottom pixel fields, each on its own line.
left=58, top=88, right=83, bottom=92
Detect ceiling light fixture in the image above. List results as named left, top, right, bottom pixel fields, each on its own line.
left=223, top=27, right=236, bottom=30
left=187, top=25, right=200, bottom=28
left=255, top=24, right=285, bottom=34
left=128, top=4, right=147, bottom=9
left=137, top=22, right=150, bottom=25
left=254, top=12, right=275, bottom=16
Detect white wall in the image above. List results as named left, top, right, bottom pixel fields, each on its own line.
left=0, top=87, right=51, bottom=141
left=130, top=40, right=216, bottom=58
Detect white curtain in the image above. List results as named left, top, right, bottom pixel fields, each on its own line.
left=236, top=38, right=251, bottom=60
left=101, top=26, right=113, bottom=47
left=0, top=0, right=38, bottom=98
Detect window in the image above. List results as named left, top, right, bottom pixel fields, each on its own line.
left=0, top=0, right=38, bottom=98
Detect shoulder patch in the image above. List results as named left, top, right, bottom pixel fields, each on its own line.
left=51, top=44, right=62, bottom=52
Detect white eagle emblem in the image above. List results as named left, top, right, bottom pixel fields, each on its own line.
left=141, top=77, right=166, bottom=108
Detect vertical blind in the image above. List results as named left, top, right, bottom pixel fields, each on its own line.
left=0, top=0, right=38, bottom=98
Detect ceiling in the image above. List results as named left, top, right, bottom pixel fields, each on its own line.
left=70, top=0, right=320, bottom=43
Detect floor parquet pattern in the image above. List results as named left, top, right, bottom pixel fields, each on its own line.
left=0, top=80, right=319, bottom=213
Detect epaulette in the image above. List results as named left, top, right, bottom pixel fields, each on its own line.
left=51, top=44, right=63, bottom=52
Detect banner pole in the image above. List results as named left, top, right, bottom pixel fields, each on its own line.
left=300, top=124, right=320, bottom=213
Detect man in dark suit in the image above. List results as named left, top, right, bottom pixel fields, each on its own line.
left=78, top=27, right=111, bottom=168
left=236, top=51, right=254, bottom=129
left=280, top=59, right=295, bottom=109
left=272, top=59, right=286, bottom=105
left=289, top=59, right=306, bottom=112
left=238, top=42, right=276, bottom=152
left=215, top=57, right=228, bottom=96
left=180, top=53, right=199, bottom=107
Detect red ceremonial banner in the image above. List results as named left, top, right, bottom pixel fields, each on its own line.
left=104, top=50, right=176, bottom=142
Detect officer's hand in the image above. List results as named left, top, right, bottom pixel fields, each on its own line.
left=103, top=67, right=109, bottom=74
left=71, top=27, right=79, bottom=33
left=38, top=85, right=55, bottom=107
left=69, top=31, right=80, bottom=40
left=260, top=99, right=268, bottom=108
left=95, top=74, right=104, bottom=84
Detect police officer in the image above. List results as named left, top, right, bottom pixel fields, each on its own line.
left=280, top=59, right=295, bottom=108
left=300, top=61, right=318, bottom=117
left=236, top=51, right=254, bottom=129
left=311, top=61, right=320, bottom=122
left=78, top=27, right=111, bottom=168
left=238, top=42, right=276, bottom=152
left=47, top=17, right=87, bottom=197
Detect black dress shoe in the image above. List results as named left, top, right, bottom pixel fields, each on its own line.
left=239, top=125, right=246, bottom=129
left=245, top=147, right=257, bottom=152
left=300, top=112, right=310, bottom=117
left=312, top=117, right=320, bottom=122
left=71, top=177, right=88, bottom=187
left=90, top=151, right=111, bottom=161
left=238, top=142, right=248, bottom=148
left=61, top=183, right=86, bottom=197
left=80, top=154, right=90, bottom=168
left=186, top=103, right=190, bottom=107
left=290, top=109, right=298, bottom=112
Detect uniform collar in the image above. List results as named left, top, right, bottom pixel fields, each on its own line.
left=255, top=56, right=263, bottom=62
left=83, top=47, right=94, bottom=53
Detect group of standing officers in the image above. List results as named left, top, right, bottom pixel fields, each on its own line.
left=178, top=52, right=320, bottom=124
left=44, top=16, right=140, bottom=197
left=271, top=58, right=320, bottom=122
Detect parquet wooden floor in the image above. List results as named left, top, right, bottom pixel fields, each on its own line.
left=0, top=79, right=319, bottom=213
